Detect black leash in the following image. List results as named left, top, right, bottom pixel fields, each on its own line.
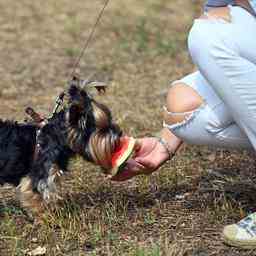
left=68, top=0, right=110, bottom=81
left=52, top=0, right=110, bottom=116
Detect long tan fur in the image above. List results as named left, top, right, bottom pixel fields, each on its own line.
left=18, top=177, right=45, bottom=215
left=66, top=98, right=121, bottom=171
left=88, top=100, right=120, bottom=170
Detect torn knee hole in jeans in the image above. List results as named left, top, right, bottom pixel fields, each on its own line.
left=163, top=104, right=206, bottom=130
left=164, top=81, right=205, bottom=130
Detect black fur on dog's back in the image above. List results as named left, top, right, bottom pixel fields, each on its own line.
left=0, top=120, right=36, bottom=186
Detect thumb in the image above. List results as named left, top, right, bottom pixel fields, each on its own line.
left=121, top=137, right=141, bottom=152
left=134, top=139, right=142, bottom=152
left=124, top=159, right=145, bottom=172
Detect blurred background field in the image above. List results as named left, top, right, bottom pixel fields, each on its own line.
left=1, top=0, right=256, bottom=255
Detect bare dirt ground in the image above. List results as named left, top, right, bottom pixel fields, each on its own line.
left=1, top=0, right=256, bottom=255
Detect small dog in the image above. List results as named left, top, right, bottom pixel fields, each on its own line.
left=0, top=76, right=122, bottom=214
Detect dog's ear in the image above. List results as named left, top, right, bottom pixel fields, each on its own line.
left=81, top=79, right=108, bottom=94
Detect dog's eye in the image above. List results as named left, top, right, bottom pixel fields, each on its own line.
left=80, top=90, right=88, bottom=97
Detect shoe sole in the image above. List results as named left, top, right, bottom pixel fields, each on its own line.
left=223, top=234, right=256, bottom=250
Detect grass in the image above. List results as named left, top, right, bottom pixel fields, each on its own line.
left=0, top=0, right=256, bottom=255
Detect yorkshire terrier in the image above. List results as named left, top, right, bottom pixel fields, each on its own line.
left=0, top=76, right=122, bottom=215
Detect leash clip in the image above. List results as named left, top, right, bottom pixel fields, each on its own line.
left=51, top=92, right=65, bottom=118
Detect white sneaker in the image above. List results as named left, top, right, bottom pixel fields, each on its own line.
left=223, top=212, right=256, bottom=249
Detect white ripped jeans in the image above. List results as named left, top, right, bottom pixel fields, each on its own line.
left=164, top=6, right=256, bottom=150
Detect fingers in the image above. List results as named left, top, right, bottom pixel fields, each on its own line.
left=109, top=137, right=158, bottom=181
left=110, top=159, right=145, bottom=182
left=135, top=157, right=156, bottom=171
left=134, top=139, right=142, bottom=152
left=125, top=159, right=145, bottom=171
left=110, top=170, right=133, bottom=181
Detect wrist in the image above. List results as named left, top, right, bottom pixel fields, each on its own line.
left=157, top=137, right=175, bottom=161
left=141, top=141, right=170, bottom=175
left=158, top=128, right=182, bottom=160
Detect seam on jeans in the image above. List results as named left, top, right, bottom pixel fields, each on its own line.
left=209, top=28, right=256, bottom=126
left=205, top=101, right=235, bottom=135
left=215, top=131, right=252, bottom=144
left=210, top=101, right=225, bottom=111
left=207, top=102, right=234, bottom=128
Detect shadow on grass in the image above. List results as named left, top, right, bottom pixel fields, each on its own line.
left=196, top=168, right=256, bottom=213
left=1, top=166, right=256, bottom=225
left=57, top=167, right=256, bottom=220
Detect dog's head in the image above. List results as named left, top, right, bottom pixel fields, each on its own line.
left=64, top=76, right=122, bottom=170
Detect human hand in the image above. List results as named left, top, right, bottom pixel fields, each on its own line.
left=111, top=137, right=170, bottom=182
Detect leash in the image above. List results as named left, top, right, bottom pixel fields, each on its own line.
left=68, top=0, right=110, bottom=81
left=26, top=0, right=110, bottom=123
left=53, top=0, right=110, bottom=116
left=51, top=0, right=110, bottom=117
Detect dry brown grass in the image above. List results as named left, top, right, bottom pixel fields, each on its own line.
left=0, top=0, right=256, bottom=255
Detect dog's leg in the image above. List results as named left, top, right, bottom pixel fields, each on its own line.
left=17, top=165, right=64, bottom=219
left=17, top=176, right=45, bottom=216
left=26, top=123, right=69, bottom=215
left=37, top=164, right=64, bottom=203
